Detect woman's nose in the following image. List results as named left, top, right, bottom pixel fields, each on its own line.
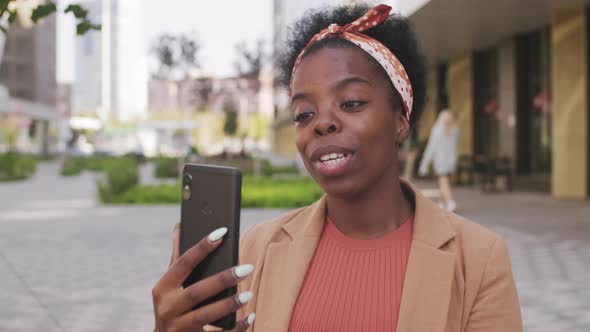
left=313, top=109, right=340, bottom=137
left=314, top=123, right=338, bottom=136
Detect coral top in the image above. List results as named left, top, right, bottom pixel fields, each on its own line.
left=288, top=216, right=414, bottom=332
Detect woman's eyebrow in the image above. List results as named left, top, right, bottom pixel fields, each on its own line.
left=335, top=76, right=372, bottom=89
left=290, top=76, right=370, bottom=106
left=290, top=92, right=307, bottom=106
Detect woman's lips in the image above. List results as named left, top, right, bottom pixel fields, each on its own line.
left=314, top=152, right=354, bottom=176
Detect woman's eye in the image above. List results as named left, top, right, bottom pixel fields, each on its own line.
left=294, top=112, right=314, bottom=123
left=341, top=100, right=366, bottom=110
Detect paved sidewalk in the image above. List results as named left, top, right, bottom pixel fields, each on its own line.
left=0, top=162, right=588, bottom=331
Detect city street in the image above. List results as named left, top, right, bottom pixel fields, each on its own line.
left=0, top=162, right=589, bottom=331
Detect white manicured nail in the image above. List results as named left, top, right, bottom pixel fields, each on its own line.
left=208, top=227, right=228, bottom=243
left=237, top=291, right=253, bottom=305
left=247, top=313, right=256, bottom=326
left=233, top=264, right=254, bottom=278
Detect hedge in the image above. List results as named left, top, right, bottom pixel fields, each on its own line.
left=61, top=156, right=125, bottom=176
left=96, top=157, right=139, bottom=203
left=0, top=153, right=37, bottom=181
left=154, top=157, right=180, bottom=179
left=106, top=175, right=323, bottom=208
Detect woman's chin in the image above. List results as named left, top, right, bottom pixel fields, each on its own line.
left=317, top=178, right=365, bottom=199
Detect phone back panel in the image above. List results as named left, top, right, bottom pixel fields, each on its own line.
left=180, top=163, right=241, bottom=329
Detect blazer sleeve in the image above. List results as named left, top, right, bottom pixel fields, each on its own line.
left=465, top=238, right=523, bottom=332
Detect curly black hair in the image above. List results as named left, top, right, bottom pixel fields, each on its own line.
left=277, top=3, right=427, bottom=128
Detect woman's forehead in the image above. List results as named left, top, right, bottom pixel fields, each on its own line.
left=291, top=45, right=387, bottom=90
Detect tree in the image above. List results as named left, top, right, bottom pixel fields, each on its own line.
left=222, top=99, right=238, bottom=137
left=151, top=33, right=200, bottom=81
left=0, top=113, right=19, bottom=152
left=192, top=77, right=212, bottom=111
left=233, top=38, right=267, bottom=77
left=0, top=1, right=99, bottom=35
left=151, top=32, right=201, bottom=113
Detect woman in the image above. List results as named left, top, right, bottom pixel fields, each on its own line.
left=418, top=110, right=460, bottom=212
left=152, top=4, right=522, bottom=332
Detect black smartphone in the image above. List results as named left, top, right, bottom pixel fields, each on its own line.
left=179, top=163, right=241, bottom=330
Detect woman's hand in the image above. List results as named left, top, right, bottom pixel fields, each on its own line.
left=152, top=225, right=256, bottom=332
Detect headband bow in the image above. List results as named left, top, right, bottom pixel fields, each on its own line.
left=291, top=4, right=414, bottom=120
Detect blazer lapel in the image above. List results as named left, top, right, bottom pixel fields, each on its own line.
left=396, top=181, right=457, bottom=331
left=254, top=196, right=327, bottom=331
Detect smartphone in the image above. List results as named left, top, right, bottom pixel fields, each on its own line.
left=179, top=163, right=242, bottom=330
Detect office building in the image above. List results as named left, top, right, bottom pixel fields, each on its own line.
left=73, top=0, right=147, bottom=123
left=0, top=1, right=58, bottom=154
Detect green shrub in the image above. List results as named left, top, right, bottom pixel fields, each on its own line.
left=60, top=157, right=85, bottom=176
left=113, top=183, right=180, bottom=204
left=35, top=154, right=57, bottom=162
left=154, top=157, right=180, bottom=179
left=103, top=175, right=323, bottom=207
left=241, top=176, right=323, bottom=208
left=61, top=156, right=122, bottom=176
left=0, top=153, right=37, bottom=181
left=97, top=157, right=139, bottom=203
left=84, top=156, right=109, bottom=171
left=260, top=162, right=299, bottom=177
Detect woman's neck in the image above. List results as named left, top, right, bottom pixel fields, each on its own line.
left=325, top=173, right=413, bottom=240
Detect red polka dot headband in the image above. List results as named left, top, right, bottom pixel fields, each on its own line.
left=290, top=4, right=414, bottom=120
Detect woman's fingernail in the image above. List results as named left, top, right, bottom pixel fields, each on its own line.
left=208, top=227, right=228, bottom=243
left=173, top=222, right=180, bottom=231
left=247, top=313, right=256, bottom=326
left=233, top=264, right=254, bottom=278
left=237, top=291, right=253, bottom=305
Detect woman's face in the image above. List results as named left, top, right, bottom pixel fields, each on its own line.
left=290, top=45, right=409, bottom=198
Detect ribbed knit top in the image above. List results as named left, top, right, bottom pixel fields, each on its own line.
left=288, top=216, right=414, bottom=332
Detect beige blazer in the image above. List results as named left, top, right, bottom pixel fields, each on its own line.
left=236, top=181, right=523, bottom=331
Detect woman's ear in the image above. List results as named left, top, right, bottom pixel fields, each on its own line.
left=396, top=112, right=410, bottom=146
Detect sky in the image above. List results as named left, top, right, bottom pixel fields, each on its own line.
left=57, top=0, right=273, bottom=83
left=56, top=0, right=427, bottom=84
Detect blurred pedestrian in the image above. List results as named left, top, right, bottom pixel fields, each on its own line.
left=419, top=109, right=459, bottom=212
left=152, top=4, right=522, bottom=332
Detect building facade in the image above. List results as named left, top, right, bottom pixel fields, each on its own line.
left=408, top=0, right=590, bottom=199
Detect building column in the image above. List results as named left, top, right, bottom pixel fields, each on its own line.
left=551, top=7, right=589, bottom=199
left=448, top=53, right=474, bottom=156
left=497, top=38, right=517, bottom=165
left=418, top=65, right=439, bottom=144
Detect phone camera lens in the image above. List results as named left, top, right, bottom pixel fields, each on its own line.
left=182, top=173, right=192, bottom=200
left=183, top=173, right=192, bottom=185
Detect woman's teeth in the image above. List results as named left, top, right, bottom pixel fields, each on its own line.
left=319, top=153, right=348, bottom=165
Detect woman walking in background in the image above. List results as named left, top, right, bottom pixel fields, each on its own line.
left=419, top=110, right=459, bottom=211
